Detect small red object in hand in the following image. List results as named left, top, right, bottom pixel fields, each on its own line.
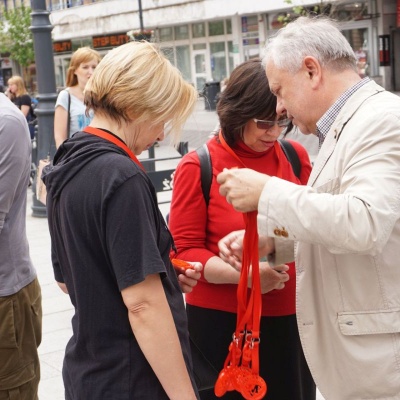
left=171, top=258, right=194, bottom=270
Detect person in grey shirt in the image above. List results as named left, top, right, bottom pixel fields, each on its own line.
left=0, top=92, right=42, bottom=399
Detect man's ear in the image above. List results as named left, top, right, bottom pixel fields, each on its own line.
left=303, top=56, right=322, bottom=88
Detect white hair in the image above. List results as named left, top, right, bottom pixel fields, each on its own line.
left=262, top=16, right=358, bottom=74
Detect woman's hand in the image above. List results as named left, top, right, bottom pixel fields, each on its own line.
left=56, top=281, right=69, bottom=294
left=175, top=262, right=202, bottom=293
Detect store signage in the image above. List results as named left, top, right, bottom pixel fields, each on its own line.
left=398, top=0, right=400, bottom=27
left=147, top=169, right=175, bottom=192
left=92, top=33, right=129, bottom=49
left=53, top=40, right=72, bottom=53
left=379, top=35, right=390, bottom=67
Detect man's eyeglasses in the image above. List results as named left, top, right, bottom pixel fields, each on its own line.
left=253, top=118, right=292, bottom=130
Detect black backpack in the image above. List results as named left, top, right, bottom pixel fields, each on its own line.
left=196, top=139, right=301, bottom=207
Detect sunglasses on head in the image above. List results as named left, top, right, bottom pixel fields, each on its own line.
left=252, top=117, right=292, bottom=130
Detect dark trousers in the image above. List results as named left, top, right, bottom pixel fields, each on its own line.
left=0, top=278, right=42, bottom=400
left=187, top=304, right=316, bottom=400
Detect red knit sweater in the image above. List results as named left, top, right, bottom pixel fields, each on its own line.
left=169, top=136, right=312, bottom=316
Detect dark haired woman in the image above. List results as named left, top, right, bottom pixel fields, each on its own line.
left=169, top=58, right=316, bottom=400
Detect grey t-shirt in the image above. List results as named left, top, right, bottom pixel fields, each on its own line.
left=55, top=89, right=94, bottom=138
left=0, top=93, right=36, bottom=296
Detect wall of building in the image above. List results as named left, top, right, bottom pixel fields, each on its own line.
left=4, top=0, right=395, bottom=92
left=49, top=0, right=312, bottom=41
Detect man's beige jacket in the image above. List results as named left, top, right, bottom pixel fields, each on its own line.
left=258, top=80, right=400, bottom=400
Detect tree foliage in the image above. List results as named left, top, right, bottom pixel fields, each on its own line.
left=278, top=1, right=336, bottom=25
left=278, top=0, right=368, bottom=24
left=0, top=5, right=34, bottom=67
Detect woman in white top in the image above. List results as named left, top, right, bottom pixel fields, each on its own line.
left=54, top=47, right=101, bottom=148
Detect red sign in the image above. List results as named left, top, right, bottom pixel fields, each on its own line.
left=397, top=0, right=400, bottom=27
left=53, top=40, right=72, bottom=54
left=92, top=33, right=129, bottom=49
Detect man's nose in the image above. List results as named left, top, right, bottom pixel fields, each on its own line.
left=276, top=99, right=286, bottom=116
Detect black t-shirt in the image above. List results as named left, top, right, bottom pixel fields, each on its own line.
left=46, top=133, right=198, bottom=399
left=13, top=94, right=35, bottom=119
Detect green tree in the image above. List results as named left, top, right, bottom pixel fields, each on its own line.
left=278, top=1, right=367, bottom=25
left=0, top=5, right=34, bottom=67
left=278, top=1, right=337, bottom=25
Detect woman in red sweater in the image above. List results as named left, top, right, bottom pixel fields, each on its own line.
left=169, top=59, right=315, bottom=400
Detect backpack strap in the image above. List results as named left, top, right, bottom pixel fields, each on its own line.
left=278, top=139, right=301, bottom=179
left=195, top=144, right=212, bottom=207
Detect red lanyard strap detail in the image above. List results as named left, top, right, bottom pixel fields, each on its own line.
left=215, top=130, right=267, bottom=398
left=83, top=126, right=145, bottom=172
left=218, top=130, right=284, bottom=179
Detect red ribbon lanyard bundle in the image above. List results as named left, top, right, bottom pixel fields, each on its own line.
left=214, top=132, right=269, bottom=399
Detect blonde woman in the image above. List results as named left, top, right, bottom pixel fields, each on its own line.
left=54, top=47, right=101, bottom=148
left=7, top=75, right=36, bottom=138
left=42, top=41, right=201, bottom=400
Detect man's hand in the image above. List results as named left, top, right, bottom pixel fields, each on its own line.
left=217, top=168, right=271, bottom=212
left=219, top=230, right=276, bottom=270
left=258, top=263, right=289, bottom=293
left=176, top=262, right=202, bottom=293
left=218, top=230, right=245, bottom=270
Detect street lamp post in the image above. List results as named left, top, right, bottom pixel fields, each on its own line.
left=135, top=0, right=156, bottom=172
left=138, top=0, right=144, bottom=31
left=30, top=0, right=58, bottom=217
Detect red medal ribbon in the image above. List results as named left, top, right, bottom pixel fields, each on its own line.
left=215, top=131, right=285, bottom=399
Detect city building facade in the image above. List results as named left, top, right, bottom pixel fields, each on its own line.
left=1, top=0, right=399, bottom=91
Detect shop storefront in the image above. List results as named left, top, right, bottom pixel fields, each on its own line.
left=50, top=1, right=384, bottom=93
left=158, top=19, right=234, bottom=91
left=267, top=1, right=379, bottom=79
left=0, top=57, right=13, bottom=87
left=52, top=21, right=235, bottom=92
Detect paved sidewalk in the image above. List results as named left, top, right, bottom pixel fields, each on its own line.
left=26, top=98, right=323, bottom=399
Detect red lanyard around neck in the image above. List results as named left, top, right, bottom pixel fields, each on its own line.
left=218, top=130, right=284, bottom=179
left=83, top=126, right=145, bottom=172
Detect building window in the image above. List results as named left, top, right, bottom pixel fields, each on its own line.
left=160, top=27, right=173, bottom=42
left=226, top=19, right=232, bottom=34
left=193, top=23, right=205, bottom=38
left=71, top=38, right=92, bottom=51
left=160, top=47, right=175, bottom=66
left=342, top=28, right=369, bottom=77
left=209, top=20, right=224, bottom=36
left=193, top=43, right=206, bottom=50
left=227, top=41, right=234, bottom=75
left=331, top=1, right=368, bottom=22
left=176, top=45, right=192, bottom=82
left=210, top=42, right=227, bottom=82
left=174, top=25, right=189, bottom=40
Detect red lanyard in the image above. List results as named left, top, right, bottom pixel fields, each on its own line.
left=84, top=128, right=194, bottom=272
left=218, top=130, right=284, bottom=177
left=215, top=131, right=269, bottom=399
left=83, top=126, right=146, bottom=172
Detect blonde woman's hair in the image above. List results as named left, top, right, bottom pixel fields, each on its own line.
left=7, top=75, right=28, bottom=97
left=66, top=47, right=101, bottom=87
left=84, top=41, right=198, bottom=146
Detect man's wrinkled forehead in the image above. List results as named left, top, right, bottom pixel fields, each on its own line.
left=265, top=61, right=282, bottom=96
